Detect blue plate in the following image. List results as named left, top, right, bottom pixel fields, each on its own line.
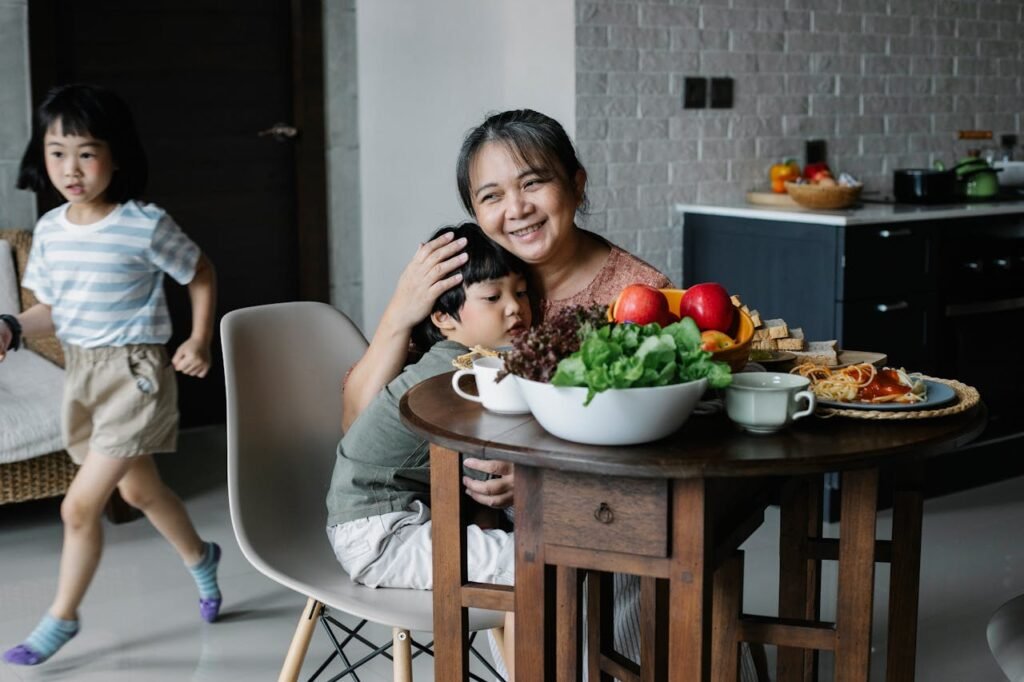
left=817, top=379, right=957, bottom=411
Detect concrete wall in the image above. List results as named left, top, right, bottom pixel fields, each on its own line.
left=353, top=0, right=575, bottom=333
left=0, top=0, right=35, bottom=231
left=576, top=0, right=1024, bottom=285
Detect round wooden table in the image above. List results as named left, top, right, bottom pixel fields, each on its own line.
left=400, top=373, right=987, bottom=682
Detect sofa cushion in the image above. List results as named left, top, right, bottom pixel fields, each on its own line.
left=0, top=240, right=18, bottom=314
left=1, top=239, right=66, bottom=464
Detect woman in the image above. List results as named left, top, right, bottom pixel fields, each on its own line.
left=342, top=109, right=676, bottom=674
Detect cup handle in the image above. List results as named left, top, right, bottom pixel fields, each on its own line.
left=792, top=390, right=816, bottom=420
left=451, top=369, right=483, bottom=403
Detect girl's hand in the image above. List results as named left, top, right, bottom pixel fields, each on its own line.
left=0, top=324, right=10, bottom=362
left=462, top=458, right=515, bottom=509
left=384, top=232, right=468, bottom=330
left=172, top=338, right=211, bottom=378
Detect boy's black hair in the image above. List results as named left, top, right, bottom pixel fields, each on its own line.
left=456, top=109, right=589, bottom=217
left=410, top=223, right=530, bottom=353
left=17, top=83, right=148, bottom=204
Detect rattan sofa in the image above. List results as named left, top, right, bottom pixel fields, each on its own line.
left=0, top=228, right=77, bottom=505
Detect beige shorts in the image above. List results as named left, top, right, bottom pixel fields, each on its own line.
left=62, top=344, right=179, bottom=464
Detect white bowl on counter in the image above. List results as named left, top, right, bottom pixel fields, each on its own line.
left=513, top=376, right=708, bottom=446
left=994, top=161, right=1024, bottom=188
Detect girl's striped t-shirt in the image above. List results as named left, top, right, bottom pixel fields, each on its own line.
left=22, top=201, right=200, bottom=348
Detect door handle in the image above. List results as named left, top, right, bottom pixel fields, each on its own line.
left=257, top=123, right=299, bottom=141
left=875, top=301, right=910, bottom=313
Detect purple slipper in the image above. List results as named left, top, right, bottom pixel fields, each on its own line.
left=3, top=644, right=44, bottom=666
left=199, top=597, right=222, bottom=623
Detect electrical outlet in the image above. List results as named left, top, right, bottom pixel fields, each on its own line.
left=710, top=77, right=733, bottom=109
left=683, top=77, right=707, bottom=109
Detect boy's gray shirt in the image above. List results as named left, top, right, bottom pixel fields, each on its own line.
left=326, top=340, right=471, bottom=527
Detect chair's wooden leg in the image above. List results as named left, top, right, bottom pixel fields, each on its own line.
left=278, top=598, right=322, bottom=682
left=393, top=627, right=412, bottom=682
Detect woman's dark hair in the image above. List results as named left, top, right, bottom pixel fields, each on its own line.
left=411, top=222, right=529, bottom=353
left=17, top=83, right=148, bottom=203
left=456, top=109, right=589, bottom=216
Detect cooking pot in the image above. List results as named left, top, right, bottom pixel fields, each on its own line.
left=954, top=157, right=1001, bottom=199
left=893, top=167, right=957, bottom=204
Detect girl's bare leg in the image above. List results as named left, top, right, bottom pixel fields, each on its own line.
left=116, top=455, right=204, bottom=564
left=50, top=452, right=134, bottom=620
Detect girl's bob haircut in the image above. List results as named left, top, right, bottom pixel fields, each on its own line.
left=411, top=222, right=530, bottom=354
left=17, top=83, right=148, bottom=203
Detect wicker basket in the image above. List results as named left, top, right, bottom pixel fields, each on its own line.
left=785, top=182, right=862, bottom=210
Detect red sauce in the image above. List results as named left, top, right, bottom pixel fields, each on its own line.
left=857, top=369, right=910, bottom=402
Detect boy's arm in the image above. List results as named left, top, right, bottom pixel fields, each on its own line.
left=0, top=303, right=55, bottom=362
left=172, top=252, right=217, bottom=378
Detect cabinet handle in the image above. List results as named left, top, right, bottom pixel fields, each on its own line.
left=877, top=228, right=912, bottom=239
left=594, top=502, right=614, bottom=524
left=876, top=301, right=909, bottom=313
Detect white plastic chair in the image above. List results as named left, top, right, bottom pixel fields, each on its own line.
left=989, top=593, right=1024, bottom=682
left=221, top=302, right=505, bottom=682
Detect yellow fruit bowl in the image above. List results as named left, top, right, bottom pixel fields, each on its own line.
left=607, top=288, right=752, bottom=372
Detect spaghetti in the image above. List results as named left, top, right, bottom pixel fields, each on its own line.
left=790, top=362, right=927, bottom=404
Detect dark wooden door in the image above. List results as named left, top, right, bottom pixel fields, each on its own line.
left=28, top=0, right=328, bottom=427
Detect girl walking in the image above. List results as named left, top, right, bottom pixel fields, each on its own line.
left=0, top=83, right=221, bottom=666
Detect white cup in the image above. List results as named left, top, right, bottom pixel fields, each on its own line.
left=725, top=372, right=816, bottom=434
left=451, top=356, right=529, bottom=414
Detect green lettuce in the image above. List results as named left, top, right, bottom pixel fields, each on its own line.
left=550, top=317, right=732, bottom=405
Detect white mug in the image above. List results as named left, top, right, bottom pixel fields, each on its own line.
left=725, top=372, right=816, bottom=434
left=451, top=356, right=529, bottom=415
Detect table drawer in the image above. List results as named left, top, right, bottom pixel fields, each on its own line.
left=541, top=471, right=668, bottom=558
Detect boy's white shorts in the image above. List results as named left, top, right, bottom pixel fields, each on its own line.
left=327, top=500, right=515, bottom=590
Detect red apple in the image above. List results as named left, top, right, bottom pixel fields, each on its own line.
left=613, top=284, right=673, bottom=326
left=700, top=330, right=735, bottom=352
left=678, top=282, right=735, bottom=333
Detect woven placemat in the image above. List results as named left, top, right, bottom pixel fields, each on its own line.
left=815, top=376, right=980, bottom=420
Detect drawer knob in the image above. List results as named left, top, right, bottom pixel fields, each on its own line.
left=594, top=502, right=615, bottom=524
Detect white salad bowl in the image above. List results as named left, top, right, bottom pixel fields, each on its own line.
left=513, top=376, right=709, bottom=446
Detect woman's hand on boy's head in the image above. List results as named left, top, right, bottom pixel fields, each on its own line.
left=172, top=337, right=211, bottom=378
left=386, top=232, right=469, bottom=330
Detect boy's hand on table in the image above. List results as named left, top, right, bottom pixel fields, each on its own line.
left=463, top=458, right=515, bottom=509
left=172, top=338, right=211, bottom=378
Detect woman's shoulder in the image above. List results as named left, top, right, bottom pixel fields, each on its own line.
left=604, top=244, right=673, bottom=287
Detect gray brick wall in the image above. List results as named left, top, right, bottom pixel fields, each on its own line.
left=576, top=0, right=1024, bottom=284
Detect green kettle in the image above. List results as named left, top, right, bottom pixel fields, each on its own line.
left=953, top=157, right=1002, bottom=199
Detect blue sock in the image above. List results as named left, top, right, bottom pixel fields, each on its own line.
left=188, top=541, right=221, bottom=599
left=187, top=541, right=222, bottom=622
left=3, top=613, right=79, bottom=665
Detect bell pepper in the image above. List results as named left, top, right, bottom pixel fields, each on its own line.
left=770, top=158, right=801, bottom=193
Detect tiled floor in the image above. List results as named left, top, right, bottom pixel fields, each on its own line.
left=1, top=426, right=1021, bottom=681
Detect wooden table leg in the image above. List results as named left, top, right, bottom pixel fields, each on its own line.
left=711, top=551, right=743, bottom=682
left=668, top=478, right=712, bottom=682
left=886, top=486, right=923, bottom=682
left=430, top=445, right=469, bottom=681
left=587, top=572, right=615, bottom=682
left=516, top=465, right=555, bottom=680
left=778, top=476, right=823, bottom=682
left=556, top=566, right=583, bottom=682
left=834, top=468, right=879, bottom=682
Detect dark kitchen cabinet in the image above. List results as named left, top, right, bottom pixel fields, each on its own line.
left=681, top=214, right=940, bottom=370
left=681, top=207, right=1024, bottom=496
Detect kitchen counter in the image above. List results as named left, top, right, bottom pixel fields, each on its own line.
left=675, top=198, right=1024, bottom=226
